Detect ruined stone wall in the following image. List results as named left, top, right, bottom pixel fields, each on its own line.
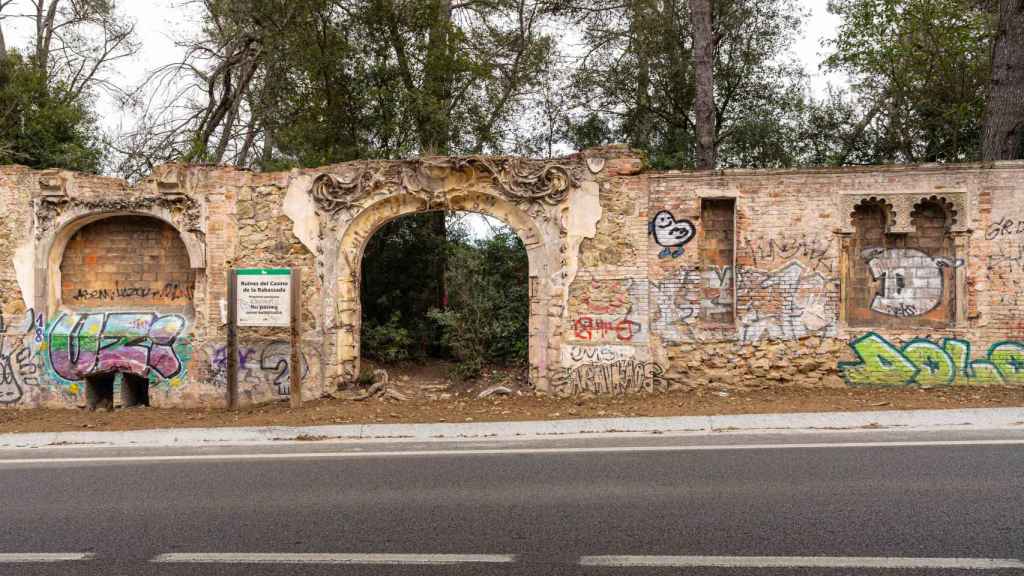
left=558, top=152, right=659, bottom=395
left=1, top=153, right=1024, bottom=409
left=196, top=173, right=324, bottom=405
left=0, top=167, right=43, bottom=405
left=0, top=164, right=321, bottom=408
left=645, top=163, right=1024, bottom=390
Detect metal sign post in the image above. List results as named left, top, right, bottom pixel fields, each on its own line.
left=227, top=269, right=239, bottom=410
left=289, top=267, right=302, bottom=408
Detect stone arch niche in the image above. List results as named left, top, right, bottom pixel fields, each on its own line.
left=841, top=192, right=966, bottom=328
left=31, top=168, right=206, bottom=405
left=310, top=156, right=602, bottom=392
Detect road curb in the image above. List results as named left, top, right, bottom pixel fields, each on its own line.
left=0, top=406, right=1022, bottom=449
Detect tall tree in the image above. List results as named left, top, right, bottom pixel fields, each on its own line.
left=982, top=0, right=1024, bottom=160
left=0, top=0, right=134, bottom=171
left=690, top=0, right=716, bottom=169
left=118, top=0, right=555, bottom=175
left=562, top=0, right=807, bottom=169
left=825, top=0, right=994, bottom=164
left=0, top=52, right=101, bottom=170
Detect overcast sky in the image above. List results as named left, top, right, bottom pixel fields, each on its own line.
left=5, top=0, right=846, bottom=137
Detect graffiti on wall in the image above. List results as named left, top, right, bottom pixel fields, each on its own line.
left=700, top=266, right=734, bottom=318
left=650, top=261, right=837, bottom=345
left=562, top=344, right=635, bottom=366
left=0, top=310, right=41, bottom=404
left=562, top=359, right=666, bottom=394
left=985, top=216, right=1024, bottom=241
left=861, top=248, right=963, bottom=317
left=741, top=233, right=835, bottom=273
left=649, top=210, right=695, bottom=259
left=739, top=261, right=837, bottom=343
left=570, top=278, right=633, bottom=316
left=71, top=282, right=194, bottom=303
left=988, top=242, right=1024, bottom=272
left=573, top=315, right=644, bottom=343
left=840, top=333, right=1024, bottom=387
left=209, top=341, right=314, bottom=396
left=650, top=269, right=701, bottom=343
left=44, top=312, right=190, bottom=389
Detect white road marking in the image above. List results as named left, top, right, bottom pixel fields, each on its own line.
left=579, top=555, right=1024, bottom=570
left=151, top=553, right=516, bottom=565
left=0, top=553, right=95, bottom=562
left=0, top=439, right=1022, bottom=466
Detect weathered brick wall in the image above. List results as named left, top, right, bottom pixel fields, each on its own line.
left=1, top=154, right=1024, bottom=409
left=60, top=216, right=195, bottom=310
left=646, top=163, right=1024, bottom=390
left=195, top=174, right=324, bottom=405
left=560, top=152, right=658, bottom=395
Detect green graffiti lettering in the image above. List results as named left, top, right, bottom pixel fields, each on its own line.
left=943, top=339, right=970, bottom=382
left=840, top=333, right=918, bottom=386
left=901, top=341, right=954, bottom=386
left=967, top=361, right=1005, bottom=386
left=989, top=342, right=1024, bottom=386
left=843, top=335, right=1024, bottom=388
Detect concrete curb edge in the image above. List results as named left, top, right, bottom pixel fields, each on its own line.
left=0, top=407, right=1022, bottom=449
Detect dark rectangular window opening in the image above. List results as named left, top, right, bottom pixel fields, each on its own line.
left=122, top=373, right=150, bottom=408
left=85, top=374, right=115, bottom=411
left=700, top=198, right=736, bottom=325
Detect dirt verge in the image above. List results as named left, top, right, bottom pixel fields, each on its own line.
left=0, top=384, right=1021, bottom=434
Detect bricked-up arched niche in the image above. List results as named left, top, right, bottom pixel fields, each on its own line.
left=846, top=197, right=959, bottom=328
left=59, top=215, right=195, bottom=311
left=334, top=191, right=555, bottom=388
left=44, top=213, right=198, bottom=407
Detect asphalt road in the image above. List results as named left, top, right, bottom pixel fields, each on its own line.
left=0, top=429, right=1022, bottom=575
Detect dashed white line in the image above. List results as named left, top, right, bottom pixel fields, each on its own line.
left=0, top=553, right=95, bottom=563
left=2, top=439, right=1024, bottom=466
left=579, top=555, right=1024, bottom=570
left=151, top=553, right=517, bottom=565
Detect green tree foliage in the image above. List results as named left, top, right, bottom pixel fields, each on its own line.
left=0, top=53, right=101, bottom=171
left=0, top=0, right=135, bottom=172
left=361, top=212, right=529, bottom=378
left=824, top=0, right=995, bottom=163
left=428, top=221, right=529, bottom=379
left=121, top=0, right=557, bottom=172
left=360, top=212, right=451, bottom=361
left=561, top=0, right=809, bottom=169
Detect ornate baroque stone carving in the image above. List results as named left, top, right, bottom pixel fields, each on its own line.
left=837, top=191, right=969, bottom=234
left=311, top=156, right=579, bottom=215
left=33, top=194, right=203, bottom=241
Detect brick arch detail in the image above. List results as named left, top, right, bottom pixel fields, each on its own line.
left=37, top=209, right=205, bottom=317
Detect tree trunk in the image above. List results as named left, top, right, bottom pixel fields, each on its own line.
left=983, top=0, right=1024, bottom=160
left=690, top=0, right=716, bottom=169
left=34, top=0, right=59, bottom=73
left=630, top=0, right=652, bottom=151
left=421, top=0, right=452, bottom=155
left=421, top=1, right=453, bottom=313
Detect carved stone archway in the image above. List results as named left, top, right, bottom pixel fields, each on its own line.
left=309, top=156, right=602, bottom=391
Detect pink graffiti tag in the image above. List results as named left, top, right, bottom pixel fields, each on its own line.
left=48, top=313, right=186, bottom=382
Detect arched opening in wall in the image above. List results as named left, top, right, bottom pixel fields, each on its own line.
left=846, top=198, right=957, bottom=328
left=358, top=211, right=530, bottom=394
left=58, top=215, right=195, bottom=409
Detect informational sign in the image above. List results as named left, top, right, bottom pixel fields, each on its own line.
left=236, top=268, right=292, bottom=327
